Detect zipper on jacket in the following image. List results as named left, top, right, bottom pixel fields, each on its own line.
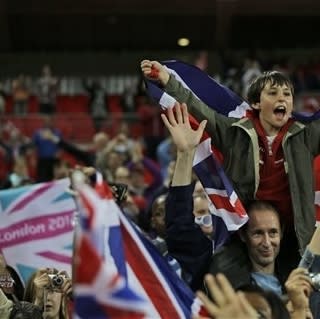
left=268, top=144, right=272, bottom=156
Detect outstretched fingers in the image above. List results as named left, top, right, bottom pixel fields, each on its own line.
left=205, top=274, right=230, bottom=307
left=196, top=290, right=219, bottom=316
left=161, top=102, right=184, bottom=128
left=174, top=102, right=184, bottom=125
left=180, top=103, right=191, bottom=127
left=215, top=273, right=237, bottom=303
left=237, top=292, right=259, bottom=316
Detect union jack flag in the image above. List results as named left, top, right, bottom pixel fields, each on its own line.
left=146, top=60, right=250, bottom=248
left=74, top=179, right=207, bottom=318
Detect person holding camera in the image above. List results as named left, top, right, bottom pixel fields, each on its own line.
left=23, top=268, right=72, bottom=319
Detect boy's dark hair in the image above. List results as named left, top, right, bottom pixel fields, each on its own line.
left=9, top=301, right=42, bottom=319
left=247, top=71, right=294, bottom=104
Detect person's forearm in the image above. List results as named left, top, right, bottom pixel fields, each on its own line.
left=159, top=68, right=170, bottom=86
left=290, top=309, right=310, bottom=319
left=171, top=149, right=195, bottom=186
left=59, top=139, right=94, bottom=166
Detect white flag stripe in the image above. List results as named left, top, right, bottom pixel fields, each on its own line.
left=193, top=139, right=212, bottom=166
left=213, top=207, right=248, bottom=231
left=159, top=92, right=177, bottom=109
left=227, top=101, right=251, bottom=118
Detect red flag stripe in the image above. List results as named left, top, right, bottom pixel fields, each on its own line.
left=122, top=224, right=182, bottom=318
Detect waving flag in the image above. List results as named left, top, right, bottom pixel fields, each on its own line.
left=74, top=179, right=206, bottom=318
left=146, top=60, right=249, bottom=248
left=0, top=178, right=75, bottom=283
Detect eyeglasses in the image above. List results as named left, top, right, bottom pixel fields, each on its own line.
left=194, top=214, right=212, bottom=227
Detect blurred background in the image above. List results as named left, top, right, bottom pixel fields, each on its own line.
left=0, top=0, right=319, bottom=160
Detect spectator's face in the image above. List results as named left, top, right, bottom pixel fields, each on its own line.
left=43, top=289, right=62, bottom=319
left=193, top=180, right=206, bottom=197
left=114, top=167, right=130, bottom=185
left=243, top=209, right=281, bottom=270
left=106, top=152, right=122, bottom=170
left=253, top=82, right=293, bottom=135
left=193, top=196, right=213, bottom=236
left=151, top=196, right=166, bottom=237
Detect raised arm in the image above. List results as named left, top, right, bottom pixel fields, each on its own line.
left=141, top=60, right=170, bottom=86
left=161, top=102, right=206, bottom=186
left=163, top=102, right=212, bottom=290
left=140, top=59, right=236, bottom=152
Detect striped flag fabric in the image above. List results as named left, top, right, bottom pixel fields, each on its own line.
left=146, top=60, right=250, bottom=248
left=73, top=178, right=207, bottom=318
left=146, top=60, right=320, bottom=246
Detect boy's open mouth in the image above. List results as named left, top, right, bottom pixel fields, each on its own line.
left=273, top=105, right=286, bottom=116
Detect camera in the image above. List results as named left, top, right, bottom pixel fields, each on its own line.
left=309, top=272, right=320, bottom=291
left=110, top=183, right=128, bottom=203
left=48, top=274, right=65, bottom=287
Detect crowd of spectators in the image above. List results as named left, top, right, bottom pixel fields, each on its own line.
left=0, top=52, right=320, bottom=318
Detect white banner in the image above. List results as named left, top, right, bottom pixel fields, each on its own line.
left=0, top=178, right=76, bottom=283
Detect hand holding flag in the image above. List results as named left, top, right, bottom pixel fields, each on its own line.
left=142, top=59, right=249, bottom=248
left=141, top=60, right=170, bottom=85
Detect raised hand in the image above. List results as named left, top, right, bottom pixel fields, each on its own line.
left=33, top=268, right=51, bottom=307
left=161, top=102, right=207, bottom=153
left=58, top=270, right=73, bottom=299
left=285, top=267, right=313, bottom=319
left=140, top=60, right=170, bottom=85
left=195, top=274, right=258, bottom=319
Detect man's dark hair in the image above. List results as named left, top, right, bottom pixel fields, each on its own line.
left=9, top=301, right=42, bottom=319
left=247, top=71, right=294, bottom=104
left=241, top=200, right=284, bottom=235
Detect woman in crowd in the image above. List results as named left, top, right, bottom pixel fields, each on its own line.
left=23, top=268, right=72, bottom=319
